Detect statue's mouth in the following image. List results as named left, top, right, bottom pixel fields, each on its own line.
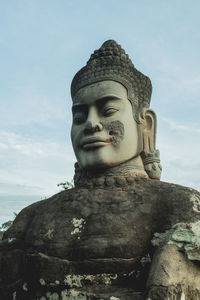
left=80, top=136, right=111, bottom=150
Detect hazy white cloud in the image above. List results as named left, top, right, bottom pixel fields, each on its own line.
left=155, top=59, right=200, bottom=101
left=157, top=117, right=200, bottom=192
left=161, top=117, right=200, bottom=134
left=0, top=182, right=43, bottom=196
left=0, top=131, right=66, bottom=157
left=1, top=89, right=69, bottom=127
left=177, top=76, right=200, bottom=96
left=0, top=130, right=76, bottom=197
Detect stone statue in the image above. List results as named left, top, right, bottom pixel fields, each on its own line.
left=1, top=40, right=200, bottom=300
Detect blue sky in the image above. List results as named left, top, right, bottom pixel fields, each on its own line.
left=1, top=0, right=200, bottom=223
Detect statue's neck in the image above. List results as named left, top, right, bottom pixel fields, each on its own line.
left=98, top=155, right=147, bottom=176
left=74, top=156, right=149, bottom=188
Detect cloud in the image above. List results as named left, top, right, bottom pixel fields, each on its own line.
left=161, top=117, right=200, bottom=134
left=0, top=130, right=76, bottom=197
left=0, top=131, right=66, bottom=157
left=1, top=86, right=70, bottom=128
left=157, top=117, right=200, bottom=192
left=154, top=58, right=200, bottom=101
left=0, top=182, right=43, bottom=196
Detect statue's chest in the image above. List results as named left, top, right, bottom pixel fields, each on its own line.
left=26, top=188, right=158, bottom=260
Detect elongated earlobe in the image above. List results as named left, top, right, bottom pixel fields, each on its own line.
left=140, top=109, right=162, bottom=180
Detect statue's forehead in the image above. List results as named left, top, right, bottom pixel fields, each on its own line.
left=72, top=80, right=128, bottom=104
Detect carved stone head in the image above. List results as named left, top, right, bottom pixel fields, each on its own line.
left=71, top=40, right=162, bottom=179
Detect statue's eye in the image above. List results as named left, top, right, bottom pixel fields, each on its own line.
left=73, top=112, right=86, bottom=124
left=103, top=108, right=118, bottom=117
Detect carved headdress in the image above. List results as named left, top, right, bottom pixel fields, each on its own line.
left=71, top=40, right=152, bottom=121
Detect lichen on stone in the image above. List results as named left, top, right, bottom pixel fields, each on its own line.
left=50, top=293, right=59, bottom=300
left=64, top=273, right=118, bottom=288
left=12, top=291, right=16, bottom=300
left=190, top=194, right=200, bottom=213
left=140, top=253, right=151, bottom=266
left=8, top=237, right=16, bottom=243
left=61, top=289, right=87, bottom=299
left=181, top=292, right=185, bottom=300
left=64, top=274, right=82, bottom=288
left=42, top=293, right=59, bottom=300
left=152, top=221, right=200, bottom=261
left=71, top=218, right=86, bottom=238
left=39, top=278, right=46, bottom=286
left=44, top=228, right=54, bottom=239
left=22, top=282, right=28, bottom=291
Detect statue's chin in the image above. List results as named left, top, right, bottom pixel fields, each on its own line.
left=79, top=159, right=119, bottom=172
left=75, top=141, right=145, bottom=175
left=78, top=155, right=147, bottom=177
left=75, top=146, right=118, bottom=171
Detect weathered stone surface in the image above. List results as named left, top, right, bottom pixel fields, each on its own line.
left=147, top=285, right=200, bottom=300
left=147, top=244, right=200, bottom=298
left=1, top=178, right=200, bottom=299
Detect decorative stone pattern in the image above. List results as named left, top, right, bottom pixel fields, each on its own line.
left=71, top=40, right=152, bottom=119
left=73, top=162, right=149, bottom=188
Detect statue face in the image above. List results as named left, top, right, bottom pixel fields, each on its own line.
left=71, top=80, right=143, bottom=171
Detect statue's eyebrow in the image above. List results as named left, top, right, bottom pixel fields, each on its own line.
left=72, top=104, right=87, bottom=113
left=72, top=96, right=121, bottom=113
left=95, top=96, right=122, bottom=106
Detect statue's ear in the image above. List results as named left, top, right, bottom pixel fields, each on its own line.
left=140, top=109, right=162, bottom=180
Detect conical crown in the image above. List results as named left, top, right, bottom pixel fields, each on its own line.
left=71, top=40, right=152, bottom=114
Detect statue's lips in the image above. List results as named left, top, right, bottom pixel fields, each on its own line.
left=80, top=136, right=111, bottom=150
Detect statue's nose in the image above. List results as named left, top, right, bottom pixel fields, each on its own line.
left=84, top=109, right=103, bottom=134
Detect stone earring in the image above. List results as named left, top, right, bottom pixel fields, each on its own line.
left=140, top=109, right=162, bottom=180
left=141, top=149, right=162, bottom=180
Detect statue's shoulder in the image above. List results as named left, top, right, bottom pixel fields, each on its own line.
left=151, top=179, right=200, bottom=203
left=124, top=177, right=200, bottom=200
left=3, top=199, right=44, bottom=240
left=148, top=179, right=200, bottom=223
left=3, top=189, right=75, bottom=240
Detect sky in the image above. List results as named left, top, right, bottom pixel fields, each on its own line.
left=0, top=0, right=200, bottom=223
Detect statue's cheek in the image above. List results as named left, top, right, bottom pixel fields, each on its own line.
left=101, top=120, right=124, bottom=146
